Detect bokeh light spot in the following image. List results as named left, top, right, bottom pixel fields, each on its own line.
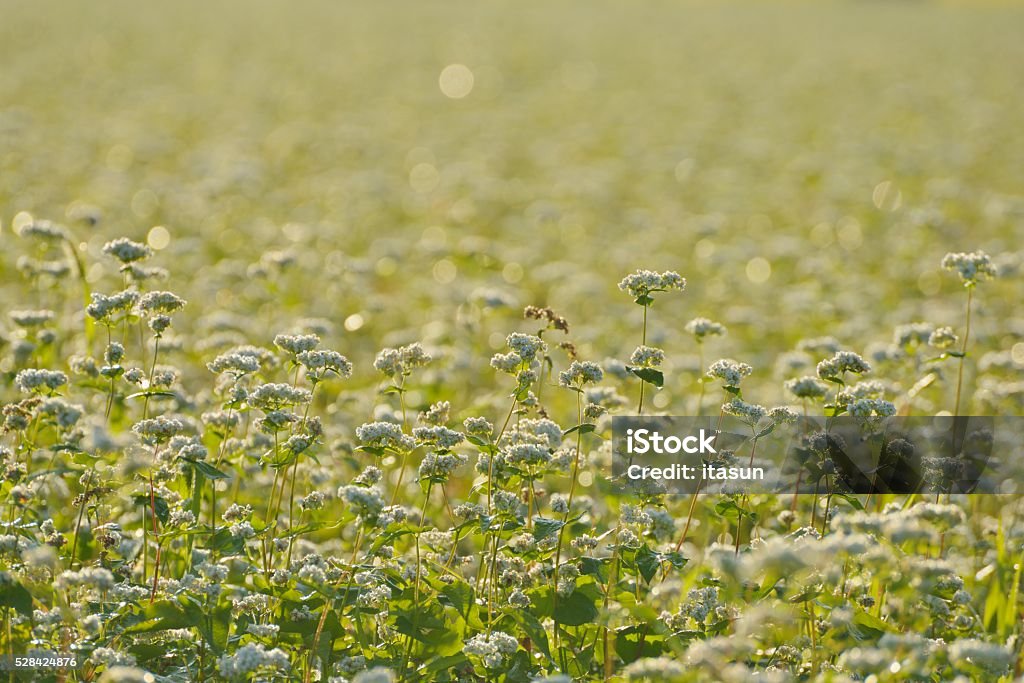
left=147, top=225, right=170, bottom=250
left=439, top=64, right=474, bottom=98
left=746, top=257, right=771, bottom=283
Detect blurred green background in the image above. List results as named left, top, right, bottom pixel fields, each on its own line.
left=2, top=0, right=1022, bottom=413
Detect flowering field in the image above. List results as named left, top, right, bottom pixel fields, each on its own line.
left=2, top=2, right=1024, bottom=682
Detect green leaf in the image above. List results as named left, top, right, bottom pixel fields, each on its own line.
left=0, top=578, right=33, bottom=616
left=662, top=551, right=688, bottom=570
left=183, top=458, right=230, bottom=480
left=532, top=517, right=566, bottom=542
left=579, top=556, right=609, bottom=582
left=562, top=423, right=596, bottom=437
left=123, top=600, right=192, bottom=634
left=714, top=499, right=744, bottom=520
left=850, top=609, right=894, bottom=639
left=627, top=366, right=664, bottom=388
left=124, top=390, right=177, bottom=400
left=833, top=492, right=864, bottom=511
left=211, top=528, right=245, bottom=555
left=510, top=609, right=553, bottom=662
left=553, top=589, right=599, bottom=626
left=422, top=654, right=468, bottom=677
left=615, top=626, right=666, bottom=664
left=440, top=580, right=474, bottom=617
left=634, top=294, right=654, bottom=306
left=195, top=602, right=232, bottom=654
left=133, top=494, right=170, bottom=525
left=635, top=545, right=661, bottom=584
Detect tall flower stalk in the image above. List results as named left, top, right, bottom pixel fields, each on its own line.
left=941, top=251, right=996, bottom=417
left=618, top=270, right=685, bottom=414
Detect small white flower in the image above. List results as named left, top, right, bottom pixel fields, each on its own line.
left=707, top=359, right=752, bottom=387
left=928, top=326, right=959, bottom=350
left=618, top=270, right=686, bottom=299
left=942, top=251, right=997, bottom=285
left=559, top=360, right=604, bottom=386
left=685, top=317, right=726, bottom=339
left=102, top=237, right=152, bottom=263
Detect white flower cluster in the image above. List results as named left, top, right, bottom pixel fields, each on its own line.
left=15, top=218, right=68, bottom=240
left=928, top=326, right=959, bottom=350
left=618, top=269, right=686, bottom=299
left=504, top=443, right=551, bottom=468
left=14, top=368, right=68, bottom=394
left=86, top=290, right=139, bottom=322
left=137, top=290, right=187, bottom=314
left=419, top=400, right=450, bottom=426
left=506, top=333, right=546, bottom=362
left=559, top=360, right=604, bottom=386
left=707, top=359, right=753, bottom=387
left=847, top=398, right=897, bottom=418
left=722, top=398, right=767, bottom=425
left=816, top=350, right=871, bottom=380
left=9, top=309, right=54, bottom=327
left=207, top=350, right=261, bottom=375
left=412, top=425, right=464, bottom=450
left=462, top=416, right=493, bottom=436
left=356, top=421, right=416, bottom=452
left=373, top=342, right=431, bottom=377
left=835, top=380, right=886, bottom=405
left=418, top=451, right=468, bottom=481
left=338, top=485, right=386, bottom=518
left=297, top=349, right=353, bottom=380
left=298, top=490, right=325, bottom=511
left=685, top=317, right=726, bottom=339
left=248, top=383, right=312, bottom=410
left=55, top=566, right=115, bottom=591
left=629, top=346, right=664, bottom=368
left=502, top=418, right=563, bottom=449
left=623, top=656, right=685, bottom=679
left=942, top=251, right=997, bottom=285
left=102, top=237, right=152, bottom=263
left=217, top=643, right=289, bottom=680
left=273, top=333, right=320, bottom=355
left=132, top=415, right=185, bottom=443
left=464, top=631, right=519, bottom=669
left=352, top=667, right=397, bottom=683
left=893, top=322, right=933, bottom=347
left=784, top=376, right=829, bottom=400
left=767, top=406, right=799, bottom=424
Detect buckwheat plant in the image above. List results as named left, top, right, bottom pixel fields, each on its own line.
left=941, top=251, right=996, bottom=416
left=686, top=317, right=726, bottom=414
left=619, top=269, right=685, bottom=414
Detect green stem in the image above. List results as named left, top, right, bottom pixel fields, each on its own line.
left=953, top=286, right=973, bottom=417
left=637, top=303, right=648, bottom=415
left=552, top=388, right=585, bottom=659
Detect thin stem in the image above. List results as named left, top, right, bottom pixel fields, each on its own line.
left=696, top=343, right=705, bottom=415
left=637, top=304, right=648, bottom=415
left=69, top=468, right=95, bottom=569
left=552, top=388, right=585, bottom=658
left=953, top=286, right=973, bottom=417
left=149, top=470, right=161, bottom=602
left=141, top=336, right=161, bottom=421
